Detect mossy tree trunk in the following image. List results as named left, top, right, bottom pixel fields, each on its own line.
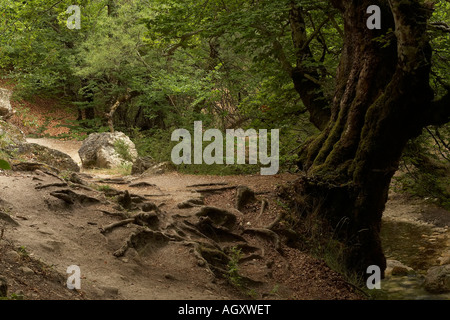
left=284, top=0, right=450, bottom=276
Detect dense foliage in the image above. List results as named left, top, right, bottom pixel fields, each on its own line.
left=0, top=0, right=449, bottom=187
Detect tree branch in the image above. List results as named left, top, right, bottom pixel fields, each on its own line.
left=105, top=89, right=138, bottom=133
left=163, top=29, right=204, bottom=56
left=288, top=2, right=331, bottom=130
left=328, top=13, right=344, bottom=38
left=271, top=39, right=293, bottom=76
left=430, top=22, right=450, bottom=33
left=301, top=16, right=331, bottom=52
left=389, top=0, right=433, bottom=72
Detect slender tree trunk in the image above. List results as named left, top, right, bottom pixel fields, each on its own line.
left=105, top=89, right=135, bottom=133
left=282, top=0, right=449, bottom=277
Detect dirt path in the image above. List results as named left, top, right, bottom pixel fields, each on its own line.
left=0, top=139, right=365, bottom=300
left=2, top=138, right=448, bottom=300
left=0, top=171, right=243, bottom=300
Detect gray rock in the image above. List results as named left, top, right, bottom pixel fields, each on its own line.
left=438, top=256, right=450, bottom=266
left=78, top=132, right=138, bottom=169
left=424, top=264, right=450, bottom=294
left=0, top=276, right=7, bottom=297
left=69, top=172, right=88, bottom=185
left=0, top=88, right=14, bottom=120
left=164, top=273, right=177, bottom=281
left=12, top=143, right=80, bottom=172
left=391, top=266, right=410, bottom=276
left=142, top=162, right=174, bottom=176
left=4, top=250, right=20, bottom=263
left=385, top=260, right=414, bottom=277
left=19, top=266, right=34, bottom=276
left=131, top=156, right=155, bottom=175
left=0, top=119, right=26, bottom=146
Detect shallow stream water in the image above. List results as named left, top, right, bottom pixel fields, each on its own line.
left=380, top=219, right=450, bottom=300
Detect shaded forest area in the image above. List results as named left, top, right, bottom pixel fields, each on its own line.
left=1, top=0, right=450, bottom=292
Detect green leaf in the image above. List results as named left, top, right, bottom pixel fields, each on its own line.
left=0, top=159, right=11, bottom=170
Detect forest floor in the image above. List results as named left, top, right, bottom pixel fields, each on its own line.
left=1, top=87, right=449, bottom=301
left=0, top=167, right=366, bottom=300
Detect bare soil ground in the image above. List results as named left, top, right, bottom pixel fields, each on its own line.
left=0, top=167, right=364, bottom=300
left=0, top=85, right=358, bottom=300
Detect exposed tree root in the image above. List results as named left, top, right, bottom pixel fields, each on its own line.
left=187, top=183, right=229, bottom=188
left=101, top=187, right=283, bottom=290
left=256, top=199, right=269, bottom=222
left=193, top=186, right=237, bottom=194
left=244, top=228, right=281, bottom=252
left=177, top=198, right=204, bottom=209
left=99, top=210, right=130, bottom=220
left=35, top=182, right=68, bottom=190
left=12, top=162, right=60, bottom=175
left=117, top=190, right=133, bottom=209
left=195, top=217, right=246, bottom=243
left=129, top=182, right=158, bottom=188
left=50, top=189, right=102, bottom=205
left=97, top=178, right=130, bottom=185
left=101, top=212, right=159, bottom=234
left=113, top=229, right=174, bottom=257
left=140, top=202, right=160, bottom=213
left=195, top=244, right=231, bottom=275
left=68, top=183, right=99, bottom=193
left=235, top=186, right=256, bottom=210
left=179, top=220, right=216, bottom=242
left=101, top=218, right=136, bottom=234
left=68, top=173, right=89, bottom=186
left=0, top=212, right=19, bottom=227
left=266, top=210, right=284, bottom=230
left=195, top=206, right=238, bottom=230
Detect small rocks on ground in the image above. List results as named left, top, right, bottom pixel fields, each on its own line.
left=4, top=250, right=21, bottom=263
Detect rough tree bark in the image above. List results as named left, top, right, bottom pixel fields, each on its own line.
left=283, top=0, right=450, bottom=277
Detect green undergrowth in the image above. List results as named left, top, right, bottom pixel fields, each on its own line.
left=129, top=127, right=300, bottom=176
left=394, top=127, right=450, bottom=210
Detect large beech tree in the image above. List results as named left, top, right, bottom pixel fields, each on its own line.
left=283, top=0, right=450, bottom=276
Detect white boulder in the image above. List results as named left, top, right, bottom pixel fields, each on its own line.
left=79, top=132, right=138, bottom=169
